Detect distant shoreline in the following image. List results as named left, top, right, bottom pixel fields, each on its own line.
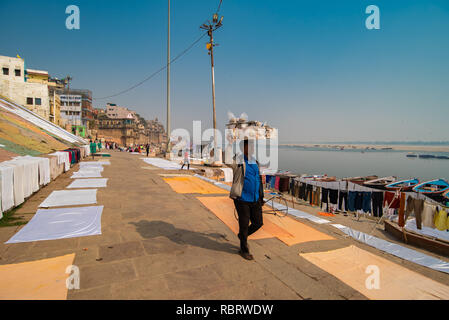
left=279, top=143, right=449, bottom=153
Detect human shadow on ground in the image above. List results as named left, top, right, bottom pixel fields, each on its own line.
left=130, top=220, right=239, bottom=254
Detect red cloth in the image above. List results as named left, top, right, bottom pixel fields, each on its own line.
left=384, top=192, right=400, bottom=209
left=274, top=176, right=280, bottom=190
left=65, top=150, right=72, bottom=164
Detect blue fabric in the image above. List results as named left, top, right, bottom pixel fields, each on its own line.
left=362, top=192, right=372, bottom=213
left=270, top=175, right=276, bottom=188
left=348, top=191, right=357, bottom=212
left=239, top=157, right=260, bottom=203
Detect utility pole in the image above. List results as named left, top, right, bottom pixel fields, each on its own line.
left=200, top=12, right=223, bottom=163
left=166, top=0, right=171, bottom=155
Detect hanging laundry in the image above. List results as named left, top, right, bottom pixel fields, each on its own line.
left=398, top=192, right=406, bottom=227
left=338, top=190, right=348, bottom=212
left=348, top=191, right=357, bottom=212
left=434, top=209, right=448, bottom=231
left=0, top=164, right=14, bottom=214
left=384, top=192, right=400, bottom=209
left=422, top=202, right=436, bottom=229
left=405, top=196, right=425, bottom=229
left=362, top=192, right=372, bottom=213
left=371, top=192, right=384, bottom=217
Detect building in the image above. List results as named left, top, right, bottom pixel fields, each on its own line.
left=60, top=93, right=82, bottom=127
left=147, top=118, right=167, bottom=145
left=27, top=69, right=64, bottom=126
left=92, top=104, right=166, bottom=147
left=0, top=55, right=50, bottom=120
left=61, top=89, right=93, bottom=128
left=106, top=103, right=136, bottom=119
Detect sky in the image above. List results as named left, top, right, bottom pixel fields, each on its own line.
left=1, top=0, right=448, bottom=143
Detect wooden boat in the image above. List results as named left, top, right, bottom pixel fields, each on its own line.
left=412, top=179, right=449, bottom=194
left=344, top=175, right=378, bottom=185
left=363, top=176, right=397, bottom=189
left=316, top=176, right=337, bottom=182
left=385, top=178, right=419, bottom=191
left=384, top=220, right=449, bottom=257
left=419, top=154, right=436, bottom=159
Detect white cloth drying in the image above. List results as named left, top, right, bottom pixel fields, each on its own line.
left=5, top=206, right=103, bottom=243
left=39, top=189, right=97, bottom=207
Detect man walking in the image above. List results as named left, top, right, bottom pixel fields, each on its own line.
left=146, top=144, right=150, bottom=157
left=228, top=139, right=264, bottom=260
left=181, top=149, right=190, bottom=170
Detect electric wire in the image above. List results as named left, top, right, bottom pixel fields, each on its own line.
left=93, top=32, right=207, bottom=100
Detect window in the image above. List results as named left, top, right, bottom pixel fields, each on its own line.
left=2, top=68, right=9, bottom=75
left=26, top=97, right=33, bottom=105
left=15, top=69, right=21, bottom=77
left=35, top=98, right=42, bottom=105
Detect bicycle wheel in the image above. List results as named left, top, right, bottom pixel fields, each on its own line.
left=276, top=197, right=289, bottom=217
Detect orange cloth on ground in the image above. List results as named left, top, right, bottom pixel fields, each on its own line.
left=163, top=176, right=229, bottom=194
left=197, top=196, right=334, bottom=245
left=300, top=245, right=449, bottom=300
left=0, top=254, right=75, bottom=300
left=318, top=212, right=335, bottom=217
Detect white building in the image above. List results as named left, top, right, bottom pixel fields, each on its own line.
left=60, top=94, right=82, bottom=126
left=0, top=55, right=50, bottom=120
left=106, top=103, right=136, bottom=119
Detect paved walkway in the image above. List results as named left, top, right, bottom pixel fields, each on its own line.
left=1, top=150, right=449, bottom=299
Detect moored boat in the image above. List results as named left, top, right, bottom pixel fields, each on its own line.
left=419, top=154, right=436, bottom=159
left=385, top=178, right=420, bottom=191
left=363, top=176, right=397, bottom=189
left=412, top=179, right=449, bottom=194
left=344, top=175, right=378, bottom=185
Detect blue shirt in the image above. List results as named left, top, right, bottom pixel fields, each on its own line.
left=239, top=156, right=260, bottom=203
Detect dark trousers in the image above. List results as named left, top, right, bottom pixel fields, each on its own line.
left=372, top=192, right=384, bottom=217
left=234, top=199, right=263, bottom=253
left=305, top=184, right=313, bottom=204
left=338, top=191, right=348, bottom=211
left=181, top=163, right=190, bottom=170
left=321, top=188, right=329, bottom=209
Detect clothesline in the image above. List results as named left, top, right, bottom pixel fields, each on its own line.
left=0, top=145, right=91, bottom=219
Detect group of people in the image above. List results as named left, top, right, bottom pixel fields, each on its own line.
left=123, top=144, right=152, bottom=157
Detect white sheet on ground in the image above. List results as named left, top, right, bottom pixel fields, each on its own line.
left=67, top=179, right=108, bottom=189
left=39, top=189, right=97, bottom=207
left=403, top=218, right=449, bottom=242
left=331, top=224, right=449, bottom=274
left=5, top=206, right=103, bottom=244
left=71, top=170, right=102, bottom=178
left=142, top=158, right=181, bottom=170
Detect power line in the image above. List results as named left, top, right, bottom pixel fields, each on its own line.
left=216, top=0, right=223, bottom=14
left=93, top=32, right=208, bottom=101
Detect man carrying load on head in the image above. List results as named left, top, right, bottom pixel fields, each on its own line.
left=227, top=138, right=264, bottom=260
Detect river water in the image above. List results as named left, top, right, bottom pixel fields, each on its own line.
left=278, top=146, right=449, bottom=181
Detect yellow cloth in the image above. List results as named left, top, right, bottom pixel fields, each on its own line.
left=163, top=176, right=229, bottom=194
left=197, top=196, right=334, bottom=245
left=0, top=254, right=75, bottom=300
left=300, top=245, right=449, bottom=300
left=434, top=209, right=448, bottom=231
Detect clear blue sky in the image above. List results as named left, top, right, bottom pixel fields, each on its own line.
left=1, top=0, right=448, bottom=143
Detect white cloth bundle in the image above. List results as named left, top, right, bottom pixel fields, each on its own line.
left=0, top=164, right=14, bottom=215
left=49, top=151, right=70, bottom=172
left=220, top=168, right=233, bottom=182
